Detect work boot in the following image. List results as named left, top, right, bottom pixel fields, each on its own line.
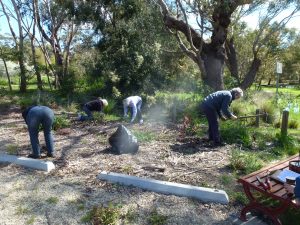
left=47, top=152, right=55, bottom=158
left=28, top=153, right=41, bottom=159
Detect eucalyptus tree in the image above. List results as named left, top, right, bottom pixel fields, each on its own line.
left=0, top=0, right=28, bottom=92
left=155, top=0, right=300, bottom=90
left=0, top=35, right=17, bottom=91
left=33, top=0, right=79, bottom=88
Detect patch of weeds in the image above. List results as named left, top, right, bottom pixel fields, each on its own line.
left=275, top=133, right=298, bottom=155
left=121, top=165, right=134, bottom=174
left=93, top=112, right=105, bottom=122
left=53, top=115, right=70, bottom=130
left=228, top=191, right=248, bottom=205
left=124, top=207, right=137, bottom=224
left=220, top=174, right=234, bottom=186
left=81, top=203, right=121, bottom=225
left=199, top=182, right=210, bottom=188
left=46, top=197, right=59, bottom=204
left=288, top=119, right=299, bottom=129
left=6, top=144, right=18, bottom=155
left=132, top=130, right=156, bottom=143
left=26, top=216, right=35, bottom=225
left=229, top=148, right=263, bottom=174
left=104, top=114, right=121, bottom=122
left=68, top=198, right=85, bottom=211
left=220, top=122, right=251, bottom=147
left=148, top=209, right=168, bottom=225
left=15, top=206, right=30, bottom=215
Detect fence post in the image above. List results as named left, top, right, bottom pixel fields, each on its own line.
left=255, top=109, right=260, bottom=127
left=281, top=109, right=289, bottom=136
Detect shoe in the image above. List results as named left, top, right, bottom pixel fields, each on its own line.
left=213, top=142, right=225, bottom=147
left=47, top=153, right=55, bottom=158
left=28, top=153, right=41, bottom=159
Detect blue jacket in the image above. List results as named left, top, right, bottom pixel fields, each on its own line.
left=202, top=90, right=235, bottom=118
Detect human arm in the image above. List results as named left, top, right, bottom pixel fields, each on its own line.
left=221, top=95, right=234, bottom=119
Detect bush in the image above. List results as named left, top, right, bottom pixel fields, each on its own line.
left=53, top=115, right=70, bottom=130
left=275, top=133, right=298, bottom=155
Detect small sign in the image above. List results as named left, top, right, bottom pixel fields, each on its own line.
left=276, top=62, right=282, bottom=74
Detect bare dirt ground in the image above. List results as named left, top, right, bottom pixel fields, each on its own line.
left=0, top=105, right=244, bottom=225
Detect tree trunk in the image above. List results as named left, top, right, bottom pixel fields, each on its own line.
left=240, top=57, right=261, bottom=90
left=2, top=58, right=12, bottom=91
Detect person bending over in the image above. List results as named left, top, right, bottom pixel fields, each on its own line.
left=78, top=97, right=108, bottom=121
left=22, top=105, right=55, bottom=159
left=200, top=87, right=243, bottom=146
left=123, top=96, right=143, bottom=124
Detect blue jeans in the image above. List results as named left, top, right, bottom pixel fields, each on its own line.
left=26, top=106, right=54, bottom=156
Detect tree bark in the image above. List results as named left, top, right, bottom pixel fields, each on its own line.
left=240, top=57, right=261, bottom=89
left=2, top=58, right=12, bottom=91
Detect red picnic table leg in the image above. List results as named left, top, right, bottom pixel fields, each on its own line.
left=240, top=182, right=290, bottom=225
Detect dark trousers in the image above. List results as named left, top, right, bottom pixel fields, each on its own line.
left=80, top=105, right=93, bottom=121
left=201, top=104, right=220, bottom=143
left=26, top=106, right=54, bottom=156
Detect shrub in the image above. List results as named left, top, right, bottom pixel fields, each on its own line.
left=53, top=115, right=70, bottom=130
left=260, top=101, right=278, bottom=124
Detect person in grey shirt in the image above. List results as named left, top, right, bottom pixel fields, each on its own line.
left=123, top=96, right=143, bottom=124
left=200, top=87, right=243, bottom=146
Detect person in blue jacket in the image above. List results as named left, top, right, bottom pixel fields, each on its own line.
left=22, top=105, right=55, bottom=159
left=200, top=87, right=243, bottom=146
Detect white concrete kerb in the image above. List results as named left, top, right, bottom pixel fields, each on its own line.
left=98, top=171, right=229, bottom=204
left=0, top=153, right=55, bottom=172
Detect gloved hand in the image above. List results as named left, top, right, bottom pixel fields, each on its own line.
left=220, top=116, right=227, bottom=121
left=231, top=115, right=238, bottom=120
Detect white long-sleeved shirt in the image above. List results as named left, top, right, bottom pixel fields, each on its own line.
left=123, top=96, right=142, bottom=122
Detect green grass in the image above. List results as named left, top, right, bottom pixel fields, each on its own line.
left=148, top=209, right=168, bottom=225
left=46, top=197, right=59, bottom=204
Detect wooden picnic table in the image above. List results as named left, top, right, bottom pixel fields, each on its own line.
left=238, top=154, right=300, bottom=225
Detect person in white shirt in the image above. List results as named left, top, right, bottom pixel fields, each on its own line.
left=123, top=96, right=143, bottom=124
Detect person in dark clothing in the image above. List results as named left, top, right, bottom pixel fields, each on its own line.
left=78, top=98, right=108, bottom=121
left=22, top=105, right=55, bottom=159
left=200, top=87, right=243, bottom=146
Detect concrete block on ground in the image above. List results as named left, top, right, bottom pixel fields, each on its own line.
left=0, top=154, right=55, bottom=172
left=98, top=171, right=229, bottom=204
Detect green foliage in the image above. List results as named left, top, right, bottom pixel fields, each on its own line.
left=81, top=203, right=121, bottom=225
left=220, top=174, right=234, bottom=186
left=93, top=112, right=105, bottom=123
left=53, top=115, right=70, bottom=130
left=275, top=133, right=298, bottom=155
left=228, top=191, right=248, bottom=205
left=229, top=149, right=264, bottom=174
left=220, top=122, right=251, bottom=147
left=148, top=209, right=168, bottom=225
left=26, top=216, right=35, bottom=225
left=288, top=119, right=299, bottom=129
left=260, top=101, right=278, bottom=124
left=124, top=208, right=137, bottom=224
left=6, top=144, right=18, bottom=155
left=46, top=197, right=59, bottom=204
left=132, top=130, right=156, bottom=143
